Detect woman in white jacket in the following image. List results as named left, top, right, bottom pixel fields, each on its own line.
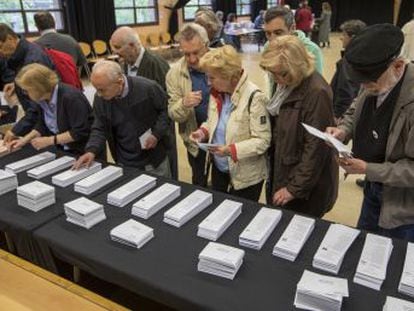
left=191, top=45, right=271, bottom=201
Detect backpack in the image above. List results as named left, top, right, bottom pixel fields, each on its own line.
left=43, top=48, right=83, bottom=90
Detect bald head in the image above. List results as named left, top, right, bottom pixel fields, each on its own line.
left=110, top=26, right=142, bottom=65
left=91, top=60, right=124, bottom=100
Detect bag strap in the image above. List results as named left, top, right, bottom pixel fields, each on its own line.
left=247, top=89, right=261, bottom=114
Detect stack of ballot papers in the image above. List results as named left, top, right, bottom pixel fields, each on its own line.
left=0, top=169, right=18, bottom=195
left=5, top=151, right=56, bottom=174
left=52, top=162, right=102, bottom=187
left=132, top=183, right=181, bottom=219
left=398, top=242, right=414, bottom=297
left=107, top=174, right=156, bottom=207
left=110, top=219, right=154, bottom=248
left=64, top=197, right=106, bottom=229
left=27, top=156, right=75, bottom=179
left=163, top=190, right=212, bottom=228
left=383, top=296, right=414, bottom=311
left=239, top=207, right=282, bottom=250
left=273, top=215, right=315, bottom=261
left=74, top=166, right=123, bottom=195
left=197, top=199, right=242, bottom=241
left=17, top=181, right=55, bottom=212
left=313, top=224, right=360, bottom=274
left=198, top=242, right=245, bottom=280
left=294, top=270, right=349, bottom=311
left=354, top=233, right=393, bottom=290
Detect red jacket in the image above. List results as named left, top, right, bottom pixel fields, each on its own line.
left=295, top=8, right=313, bottom=33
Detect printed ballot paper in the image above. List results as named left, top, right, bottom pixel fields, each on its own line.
left=302, top=123, right=352, bottom=158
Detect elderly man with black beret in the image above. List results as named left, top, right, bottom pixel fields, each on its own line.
left=327, top=24, right=414, bottom=241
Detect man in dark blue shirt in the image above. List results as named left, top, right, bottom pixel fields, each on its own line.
left=0, top=23, right=54, bottom=142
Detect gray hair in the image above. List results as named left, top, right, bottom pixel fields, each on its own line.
left=178, top=23, right=210, bottom=46
left=92, top=60, right=123, bottom=82
left=113, top=26, right=141, bottom=47
left=195, top=9, right=220, bottom=33
left=265, top=6, right=295, bottom=29
left=340, top=20, right=367, bottom=37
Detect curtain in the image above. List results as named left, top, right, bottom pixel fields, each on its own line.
left=397, top=0, right=414, bottom=27
left=63, top=0, right=116, bottom=43
left=332, top=0, right=394, bottom=29
left=165, top=0, right=191, bottom=36
left=251, top=0, right=267, bottom=22
left=212, top=0, right=237, bottom=21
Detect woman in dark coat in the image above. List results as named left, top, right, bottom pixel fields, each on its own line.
left=260, top=35, right=338, bottom=217
left=8, top=63, right=93, bottom=156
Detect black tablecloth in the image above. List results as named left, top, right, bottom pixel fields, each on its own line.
left=0, top=146, right=128, bottom=270
left=32, top=168, right=414, bottom=311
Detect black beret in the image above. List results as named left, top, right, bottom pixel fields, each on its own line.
left=344, top=23, right=404, bottom=83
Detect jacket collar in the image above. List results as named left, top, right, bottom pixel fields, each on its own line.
left=8, top=37, right=28, bottom=70
left=210, top=70, right=248, bottom=112
left=282, top=72, right=315, bottom=104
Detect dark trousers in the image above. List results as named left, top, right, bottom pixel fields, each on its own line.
left=167, top=123, right=178, bottom=180
left=211, top=162, right=263, bottom=202
left=358, top=181, right=414, bottom=242
left=187, top=150, right=207, bottom=187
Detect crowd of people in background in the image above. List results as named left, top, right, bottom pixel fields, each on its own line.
left=0, top=4, right=414, bottom=242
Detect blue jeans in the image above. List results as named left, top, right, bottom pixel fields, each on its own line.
left=358, top=181, right=414, bottom=241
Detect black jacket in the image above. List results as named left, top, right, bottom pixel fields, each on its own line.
left=123, top=49, right=170, bottom=90
left=34, top=83, right=93, bottom=156
left=331, top=57, right=360, bottom=118
left=8, top=38, right=54, bottom=136
left=86, top=76, right=170, bottom=169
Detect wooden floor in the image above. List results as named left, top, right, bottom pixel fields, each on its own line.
left=0, top=249, right=128, bottom=311
left=174, top=32, right=365, bottom=228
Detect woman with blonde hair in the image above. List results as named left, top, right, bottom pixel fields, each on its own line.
left=8, top=63, right=93, bottom=155
left=191, top=45, right=271, bottom=201
left=260, top=35, right=338, bottom=217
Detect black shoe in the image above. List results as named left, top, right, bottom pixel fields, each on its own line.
left=356, top=178, right=365, bottom=188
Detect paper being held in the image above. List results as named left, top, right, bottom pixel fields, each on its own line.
left=302, top=123, right=352, bottom=158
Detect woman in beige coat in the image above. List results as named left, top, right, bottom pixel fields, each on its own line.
left=191, top=45, right=271, bottom=201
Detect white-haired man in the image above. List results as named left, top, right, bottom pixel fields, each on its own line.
left=74, top=60, right=171, bottom=178
left=166, top=23, right=210, bottom=186
left=110, top=26, right=178, bottom=180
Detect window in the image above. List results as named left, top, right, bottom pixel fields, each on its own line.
left=267, top=0, right=280, bottom=9
left=114, top=0, right=159, bottom=26
left=0, top=0, right=64, bottom=34
left=183, top=0, right=213, bottom=21
left=236, top=0, right=251, bottom=16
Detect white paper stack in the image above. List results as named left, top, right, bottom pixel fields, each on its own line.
left=64, top=197, right=106, bottom=229
left=239, top=207, right=282, bottom=250
left=0, top=169, right=18, bottom=195
left=52, top=162, right=102, bottom=187
left=197, top=242, right=245, bottom=280
left=398, top=242, right=414, bottom=297
left=5, top=151, right=56, bottom=174
left=313, top=224, right=360, bottom=274
left=17, top=181, right=55, bottom=212
left=197, top=199, right=242, bottom=241
left=383, top=296, right=414, bottom=311
left=74, top=166, right=123, bottom=195
left=353, top=233, right=393, bottom=290
left=107, top=174, right=156, bottom=207
left=273, top=215, right=315, bottom=261
left=132, top=183, right=181, bottom=219
left=163, top=190, right=213, bottom=227
left=294, top=270, right=349, bottom=311
left=27, top=156, right=75, bottom=179
left=110, top=219, right=154, bottom=248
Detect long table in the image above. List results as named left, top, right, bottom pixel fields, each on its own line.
left=0, top=148, right=413, bottom=310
